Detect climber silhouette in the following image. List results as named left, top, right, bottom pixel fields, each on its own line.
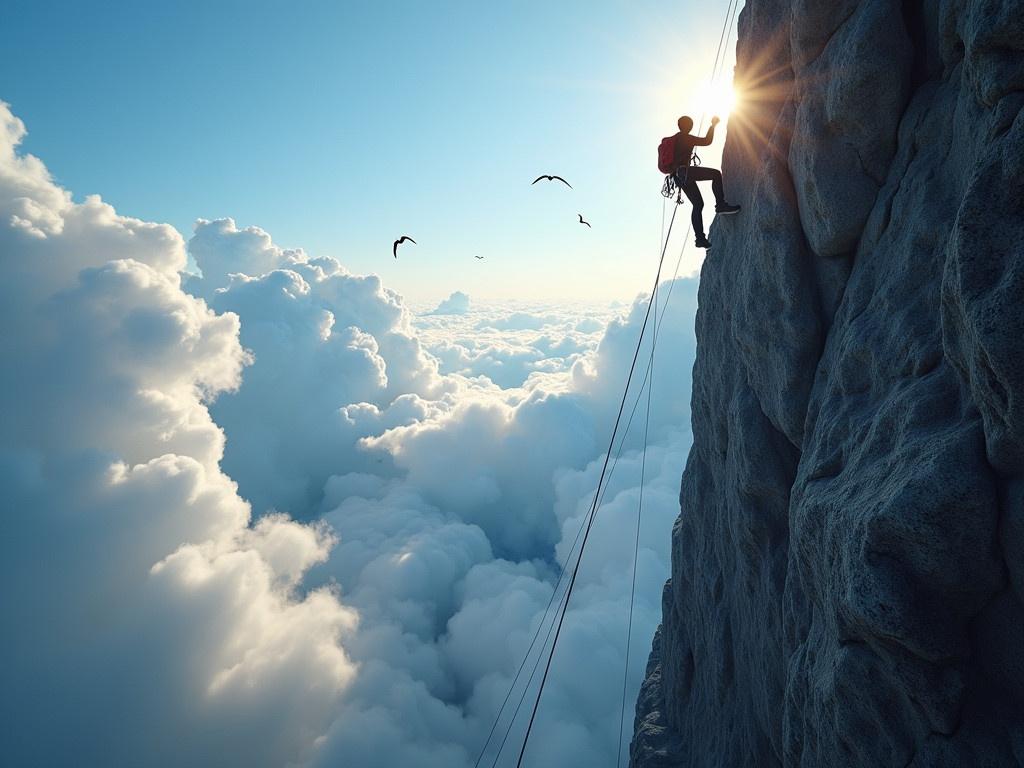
left=672, top=115, right=740, bottom=248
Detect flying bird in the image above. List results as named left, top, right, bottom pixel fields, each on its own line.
left=532, top=174, right=572, bottom=189
left=578, top=214, right=591, bottom=228
left=393, top=236, right=416, bottom=258
left=474, top=255, right=485, bottom=260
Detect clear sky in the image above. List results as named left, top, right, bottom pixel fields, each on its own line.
left=1, top=0, right=738, bottom=303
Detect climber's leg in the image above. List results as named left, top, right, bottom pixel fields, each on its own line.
left=684, top=167, right=723, bottom=203
left=688, top=167, right=741, bottom=215
left=679, top=176, right=706, bottom=239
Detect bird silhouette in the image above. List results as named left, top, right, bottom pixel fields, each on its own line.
left=393, top=236, right=416, bottom=258
left=532, top=175, right=572, bottom=189
left=578, top=214, right=591, bottom=228
left=474, top=255, right=485, bottom=260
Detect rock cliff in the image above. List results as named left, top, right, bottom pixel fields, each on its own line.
left=631, top=0, right=1024, bottom=765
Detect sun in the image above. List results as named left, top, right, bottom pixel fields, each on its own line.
left=697, top=79, right=741, bottom=121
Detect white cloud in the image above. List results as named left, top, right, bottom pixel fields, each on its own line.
left=1, top=100, right=700, bottom=768
left=0, top=101, right=357, bottom=768
left=183, top=218, right=450, bottom=517
left=411, top=301, right=616, bottom=389
left=430, top=290, right=471, bottom=315
left=479, top=310, right=559, bottom=331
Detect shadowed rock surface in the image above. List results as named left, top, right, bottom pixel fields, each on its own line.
left=631, top=0, right=1024, bottom=765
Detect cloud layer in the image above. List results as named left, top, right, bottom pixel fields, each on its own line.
left=0, top=103, right=356, bottom=768
left=0, top=101, right=699, bottom=767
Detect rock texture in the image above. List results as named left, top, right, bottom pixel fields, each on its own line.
left=632, top=0, right=1024, bottom=765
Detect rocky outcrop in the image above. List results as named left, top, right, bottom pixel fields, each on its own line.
left=631, top=0, right=1024, bottom=765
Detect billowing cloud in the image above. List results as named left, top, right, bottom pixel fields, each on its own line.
left=1, top=100, right=700, bottom=768
left=430, top=290, right=472, bottom=315
left=0, top=101, right=358, bottom=767
left=413, top=301, right=618, bottom=389
left=184, top=217, right=450, bottom=517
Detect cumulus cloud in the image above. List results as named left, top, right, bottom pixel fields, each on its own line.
left=184, top=217, right=449, bottom=517
left=0, top=101, right=356, bottom=767
left=413, top=301, right=617, bottom=389
left=1, top=99, right=700, bottom=768
left=430, top=290, right=471, bottom=315
left=184, top=212, right=699, bottom=765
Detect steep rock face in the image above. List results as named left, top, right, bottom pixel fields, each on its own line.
left=632, top=0, right=1024, bottom=765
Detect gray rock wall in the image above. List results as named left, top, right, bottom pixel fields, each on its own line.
left=631, top=0, right=1024, bottom=765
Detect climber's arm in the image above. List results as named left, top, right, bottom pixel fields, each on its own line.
left=693, top=122, right=716, bottom=147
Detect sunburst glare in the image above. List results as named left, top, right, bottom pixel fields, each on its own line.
left=698, top=79, right=742, bottom=120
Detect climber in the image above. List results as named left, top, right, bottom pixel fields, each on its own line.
left=659, top=115, right=741, bottom=249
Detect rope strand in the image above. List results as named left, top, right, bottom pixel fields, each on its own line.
left=616, top=260, right=658, bottom=767
left=487, top=2, right=744, bottom=763
left=514, top=201, right=679, bottom=768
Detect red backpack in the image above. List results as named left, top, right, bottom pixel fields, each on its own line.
left=657, top=135, right=676, bottom=174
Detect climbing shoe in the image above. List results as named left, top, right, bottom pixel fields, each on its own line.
left=694, top=234, right=711, bottom=249
left=715, top=202, right=741, bottom=215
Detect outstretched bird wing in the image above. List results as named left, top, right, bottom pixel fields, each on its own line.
left=532, top=174, right=573, bottom=189
left=393, top=236, right=416, bottom=258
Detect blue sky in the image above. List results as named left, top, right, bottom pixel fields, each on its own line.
left=1, top=0, right=736, bottom=302
left=0, top=5, right=741, bottom=763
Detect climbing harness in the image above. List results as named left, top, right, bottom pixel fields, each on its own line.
left=662, top=153, right=703, bottom=203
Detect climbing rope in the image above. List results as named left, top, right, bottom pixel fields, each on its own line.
left=474, top=2, right=743, bottom=765
left=513, top=200, right=680, bottom=768
left=615, top=250, right=658, bottom=766
left=612, top=2, right=742, bottom=764
left=474, top=199, right=680, bottom=768
left=488, top=579, right=573, bottom=767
